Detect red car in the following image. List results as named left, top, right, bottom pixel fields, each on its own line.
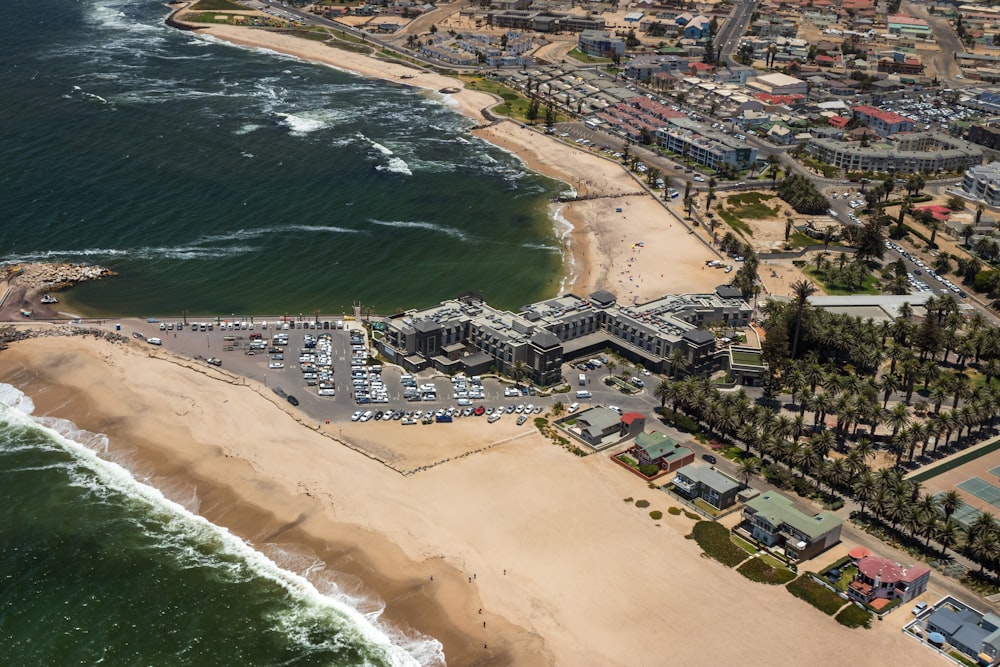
left=474, top=405, right=486, bottom=416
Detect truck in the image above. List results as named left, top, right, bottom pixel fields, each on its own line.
left=578, top=373, right=587, bottom=386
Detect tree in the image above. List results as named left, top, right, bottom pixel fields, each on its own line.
left=544, top=101, right=556, bottom=128
left=526, top=96, right=540, bottom=123
left=790, top=280, right=818, bottom=359
left=736, top=457, right=760, bottom=487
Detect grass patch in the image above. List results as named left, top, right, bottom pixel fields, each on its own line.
left=624, top=497, right=633, bottom=503
left=716, top=208, right=755, bottom=237
left=835, top=604, right=872, bottom=629
left=566, top=47, right=613, bottom=64
left=191, top=0, right=245, bottom=9
left=693, top=497, right=721, bottom=516
left=650, top=510, right=663, bottom=520
left=731, top=350, right=763, bottom=366
left=910, top=437, right=1000, bottom=482
left=949, top=651, right=980, bottom=667
left=691, top=521, right=747, bottom=566
left=668, top=507, right=681, bottom=515
left=684, top=510, right=701, bottom=520
left=787, top=231, right=822, bottom=248
left=786, top=576, right=845, bottom=615
left=635, top=499, right=650, bottom=508
left=458, top=77, right=563, bottom=125
left=727, top=191, right=776, bottom=207
left=802, top=265, right=881, bottom=296
left=732, top=533, right=758, bottom=554
left=738, top=557, right=797, bottom=585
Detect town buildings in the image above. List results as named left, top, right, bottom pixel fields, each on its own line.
left=630, top=431, right=694, bottom=473
left=846, top=549, right=931, bottom=606
left=961, top=162, right=1000, bottom=206
left=807, top=132, right=983, bottom=174
left=925, top=602, right=1000, bottom=665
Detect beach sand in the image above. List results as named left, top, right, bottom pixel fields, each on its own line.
left=0, top=334, right=947, bottom=666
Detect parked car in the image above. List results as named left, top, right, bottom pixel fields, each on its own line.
left=702, top=454, right=717, bottom=464
left=912, top=601, right=928, bottom=616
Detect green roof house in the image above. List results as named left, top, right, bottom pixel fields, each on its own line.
left=631, top=432, right=694, bottom=473
left=741, top=492, right=842, bottom=561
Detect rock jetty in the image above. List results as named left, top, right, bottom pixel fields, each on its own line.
left=4, top=263, right=116, bottom=291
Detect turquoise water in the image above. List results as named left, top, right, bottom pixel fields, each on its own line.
left=0, top=384, right=442, bottom=665
left=1, top=0, right=567, bottom=318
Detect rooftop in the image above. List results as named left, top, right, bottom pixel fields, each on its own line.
left=634, top=431, right=690, bottom=462
left=744, top=492, right=842, bottom=539
left=674, top=463, right=741, bottom=493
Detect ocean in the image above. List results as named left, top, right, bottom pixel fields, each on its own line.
left=0, top=384, right=441, bottom=666
left=1, top=0, right=567, bottom=318
left=0, top=0, right=566, bottom=664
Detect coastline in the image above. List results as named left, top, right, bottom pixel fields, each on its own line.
left=184, top=20, right=724, bottom=304
left=0, top=331, right=947, bottom=666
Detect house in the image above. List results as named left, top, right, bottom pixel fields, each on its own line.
left=913, top=205, right=951, bottom=222
left=630, top=432, right=694, bottom=473
left=684, top=15, right=711, bottom=40
left=846, top=554, right=930, bottom=606
left=740, top=492, right=842, bottom=561
left=578, top=30, right=625, bottom=58
left=747, top=72, right=808, bottom=96
left=671, top=463, right=742, bottom=509
left=576, top=407, right=626, bottom=446
left=620, top=412, right=646, bottom=438
left=926, top=605, right=1000, bottom=665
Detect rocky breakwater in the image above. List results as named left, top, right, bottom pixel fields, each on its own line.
left=5, top=263, right=116, bottom=291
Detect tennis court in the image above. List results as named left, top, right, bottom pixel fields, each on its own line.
left=990, top=465, right=1000, bottom=480
left=933, top=492, right=982, bottom=528
left=958, top=477, right=1000, bottom=509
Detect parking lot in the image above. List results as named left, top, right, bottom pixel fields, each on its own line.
left=124, top=318, right=660, bottom=430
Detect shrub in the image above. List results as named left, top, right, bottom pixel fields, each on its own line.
left=691, top=521, right=746, bottom=567
left=737, top=557, right=796, bottom=585
left=786, top=576, right=844, bottom=615
left=639, top=463, right=660, bottom=477
left=684, top=511, right=700, bottom=520
left=624, top=497, right=633, bottom=503
left=835, top=604, right=872, bottom=629
left=668, top=507, right=681, bottom=515
left=649, top=510, right=663, bottom=520
left=635, top=499, right=650, bottom=508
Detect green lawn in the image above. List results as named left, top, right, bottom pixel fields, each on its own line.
left=190, top=0, right=245, bottom=10
left=717, top=209, right=754, bottom=237
left=690, top=521, right=748, bottom=567
left=566, top=48, right=613, bottom=64
left=835, top=603, right=872, bottom=629
left=786, top=575, right=845, bottom=615
left=802, top=266, right=881, bottom=296
left=731, top=350, right=763, bottom=367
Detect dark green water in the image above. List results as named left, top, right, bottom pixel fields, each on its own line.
left=1, top=0, right=567, bottom=318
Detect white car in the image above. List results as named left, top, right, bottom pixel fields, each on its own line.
left=269, top=362, right=284, bottom=369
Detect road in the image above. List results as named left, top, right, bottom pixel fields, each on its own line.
left=717, top=0, right=761, bottom=67
left=903, top=0, right=965, bottom=86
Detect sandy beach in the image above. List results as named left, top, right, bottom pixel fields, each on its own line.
left=0, top=332, right=948, bottom=666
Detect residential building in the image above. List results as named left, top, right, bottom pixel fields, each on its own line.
left=630, top=432, right=694, bottom=473
left=576, top=407, right=627, bottom=447
left=655, top=118, right=758, bottom=170
left=683, top=15, right=711, bottom=40
left=671, top=463, right=742, bottom=509
left=887, top=14, right=932, bottom=39
left=851, top=105, right=915, bottom=137
left=746, top=72, right=808, bottom=96
left=846, top=554, right=930, bottom=606
left=807, top=132, right=983, bottom=174
left=487, top=10, right=605, bottom=33
left=967, top=124, right=1000, bottom=151
left=578, top=30, right=624, bottom=58
left=926, top=605, right=1000, bottom=665
left=740, top=492, right=842, bottom=561
left=962, top=161, right=1000, bottom=206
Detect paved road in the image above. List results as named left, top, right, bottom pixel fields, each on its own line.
left=903, top=0, right=965, bottom=86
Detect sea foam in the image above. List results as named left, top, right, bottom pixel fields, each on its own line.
left=0, top=384, right=444, bottom=667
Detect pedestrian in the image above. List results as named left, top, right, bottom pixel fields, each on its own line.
left=483, top=621, right=487, bottom=628
left=479, top=608, right=482, bottom=614
left=503, top=569, right=506, bottom=576
left=430, top=575, right=433, bottom=581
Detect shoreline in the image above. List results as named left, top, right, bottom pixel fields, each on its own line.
left=179, top=19, right=724, bottom=306
left=0, top=334, right=542, bottom=665
left=0, top=331, right=948, bottom=666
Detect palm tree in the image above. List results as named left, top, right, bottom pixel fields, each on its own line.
left=736, top=458, right=760, bottom=488
left=937, top=519, right=961, bottom=557
left=790, top=280, right=817, bottom=359
left=654, top=379, right=673, bottom=408
left=512, top=360, right=527, bottom=387
left=941, top=489, right=963, bottom=522
left=667, top=347, right=689, bottom=378
left=853, top=470, right=878, bottom=514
